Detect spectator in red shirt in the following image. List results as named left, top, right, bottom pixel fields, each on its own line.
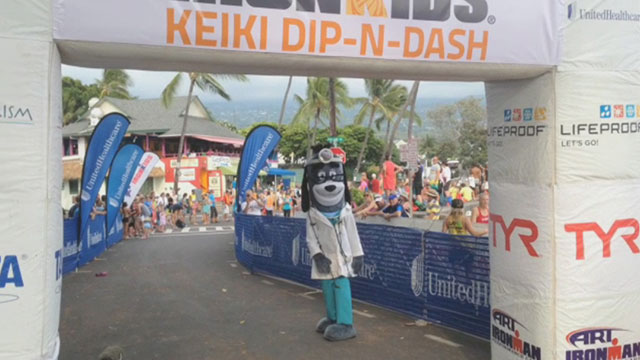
left=382, top=155, right=403, bottom=197
left=370, top=173, right=381, bottom=194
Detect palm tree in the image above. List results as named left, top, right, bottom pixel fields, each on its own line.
left=162, top=72, right=248, bottom=192
left=383, top=81, right=421, bottom=160
left=353, top=79, right=407, bottom=177
left=292, top=77, right=351, bottom=159
left=278, top=76, right=293, bottom=126
left=329, top=78, right=338, bottom=137
left=96, top=69, right=133, bottom=99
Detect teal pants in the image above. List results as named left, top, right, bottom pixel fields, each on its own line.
left=321, top=277, right=353, bottom=326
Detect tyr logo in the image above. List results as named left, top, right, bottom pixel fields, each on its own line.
left=490, top=214, right=539, bottom=257
left=564, top=219, right=639, bottom=260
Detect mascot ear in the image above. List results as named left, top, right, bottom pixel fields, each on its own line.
left=301, top=166, right=310, bottom=212
left=343, top=164, right=352, bottom=205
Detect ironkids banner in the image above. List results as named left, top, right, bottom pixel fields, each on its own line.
left=53, top=0, right=560, bottom=65
left=79, top=113, right=129, bottom=243
left=123, top=152, right=160, bottom=208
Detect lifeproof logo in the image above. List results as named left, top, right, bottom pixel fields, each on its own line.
left=492, top=309, right=541, bottom=360
left=490, top=214, right=540, bottom=258
left=560, top=104, right=640, bottom=138
left=564, top=219, right=639, bottom=260
left=489, top=107, right=547, bottom=138
left=565, top=328, right=640, bottom=360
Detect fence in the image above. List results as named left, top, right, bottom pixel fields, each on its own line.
left=234, top=214, right=490, bottom=340
left=62, top=214, right=124, bottom=275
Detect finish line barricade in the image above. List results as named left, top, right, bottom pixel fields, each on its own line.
left=234, top=213, right=491, bottom=340
left=61, top=213, right=123, bottom=274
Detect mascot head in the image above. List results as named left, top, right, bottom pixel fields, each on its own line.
left=302, top=145, right=351, bottom=213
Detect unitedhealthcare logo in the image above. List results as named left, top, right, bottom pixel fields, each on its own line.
left=568, top=1, right=640, bottom=22
left=568, top=2, right=577, bottom=20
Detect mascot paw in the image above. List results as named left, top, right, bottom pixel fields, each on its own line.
left=323, top=324, right=357, bottom=341
left=315, top=317, right=336, bottom=333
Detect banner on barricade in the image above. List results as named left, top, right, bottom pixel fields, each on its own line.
left=79, top=113, right=129, bottom=243
left=62, top=217, right=79, bottom=275
left=234, top=214, right=491, bottom=339
left=107, top=144, right=144, bottom=233
left=78, top=214, right=107, bottom=267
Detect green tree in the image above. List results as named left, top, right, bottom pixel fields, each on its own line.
left=278, top=76, right=293, bottom=126
left=162, top=72, right=248, bottom=191
left=383, top=82, right=422, bottom=160
left=96, top=69, right=133, bottom=99
left=62, top=77, right=100, bottom=125
left=292, top=77, right=351, bottom=159
left=353, top=79, right=407, bottom=177
left=420, top=96, right=487, bottom=168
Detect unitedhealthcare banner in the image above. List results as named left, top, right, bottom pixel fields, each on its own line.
left=236, top=125, right=281, bottom=211
left=123, top=152, right=160, bottom=207
left=234, top=214, right=491, bottom=339
left=79, top=113, right=129, bottom=243
left=106, top=144, right=144, bottom=233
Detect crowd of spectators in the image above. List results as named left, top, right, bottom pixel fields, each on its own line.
left=352, top=155, right=490, bottom=236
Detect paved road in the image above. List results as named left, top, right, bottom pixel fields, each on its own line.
left=60, top=229, right=490, bottom=360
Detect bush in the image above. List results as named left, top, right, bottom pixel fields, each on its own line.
left=366, top=165, right=380, bottom=177
left=350, top=188, right=365, bottom=206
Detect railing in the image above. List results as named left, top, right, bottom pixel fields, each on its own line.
left=234, top=214, right=491, bottom=340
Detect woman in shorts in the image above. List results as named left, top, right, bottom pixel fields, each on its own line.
left=202, top=197, right=211, bottom=225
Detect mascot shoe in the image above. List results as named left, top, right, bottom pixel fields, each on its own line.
left=323, top=324, right=357, bottom=341
left=316, top=317, right=336, bottom=333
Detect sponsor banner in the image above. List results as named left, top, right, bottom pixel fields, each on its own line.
left=234, top=214, right=491, bottom=339
left=107, top=213, right=124, bottom=248
left=123, top=152, right=160, bottom=207
left=62, top=216, right=79, bottom=275
left=179, top=167, right=197, bottom=182
left=555, top=180, right=640, bottom=350
left=485, top=73, right=555, bottom=186
left=556, top=71, right=640, bottom=183
left=0, top=37, right=61, bottom=359
left=207, top=156, right=232, bottom=170
left=489, top=182, right=554, bottom=359
left=79, top=113, right=129, bottom=243
left=208, top=170, right=224, bottom=199
left=78, top=214, right=107, bottom=267
left=169, top=158, right=199, bottom=168
left=236, top=125, right=281, bottom=211
left=562, top=0, right=640, bottom=71
left=106, top=144, right=144, bottom=233
left=54, top=0, right=560, bottom=66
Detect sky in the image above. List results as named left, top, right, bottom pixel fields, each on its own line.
left=62, top=65, right=485, bottom=104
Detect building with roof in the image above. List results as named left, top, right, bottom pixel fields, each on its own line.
left=61, top=96, right=244, bottom=208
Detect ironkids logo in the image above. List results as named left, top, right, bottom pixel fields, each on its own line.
left=167, top=0, right=492, bottom=61
left=566, top=328, right=640, bottom=360
left=565, top=219, right=639, bottom=260
left=492, top=309, right=541, bottom=360
left=490, top=214, right=539, bottom=258
left=178, top=0, right=490, bottom=23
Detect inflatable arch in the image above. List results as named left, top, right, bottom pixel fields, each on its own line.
left=1, top=0, right=639, bottom=359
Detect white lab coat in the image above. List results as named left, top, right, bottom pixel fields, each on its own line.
left=305, top=204, right=364, bottom=280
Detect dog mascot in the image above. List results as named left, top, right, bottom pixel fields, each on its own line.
left=302, top=147, right=364, bottom=341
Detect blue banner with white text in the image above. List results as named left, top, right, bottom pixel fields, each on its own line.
left=234, top=214, right=491, bottom=340
left=236, top=125, right=281, bottom=212
left=79, top=113, right=129, bottom=243
left=106, top=144, right=143, bottom=233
